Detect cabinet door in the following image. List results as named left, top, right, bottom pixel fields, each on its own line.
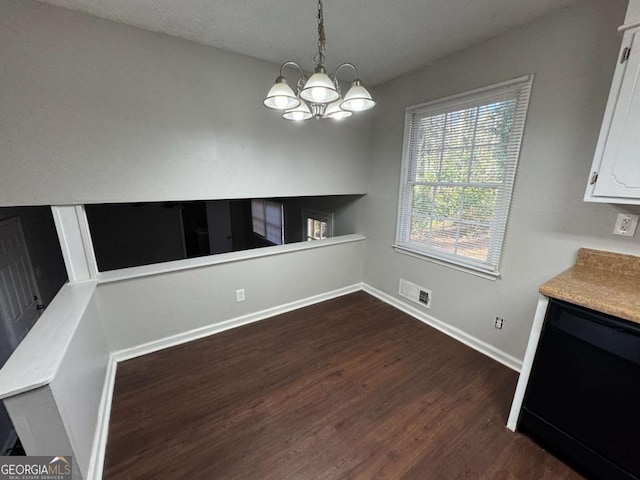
left=591, top=30, right=640, bottom=200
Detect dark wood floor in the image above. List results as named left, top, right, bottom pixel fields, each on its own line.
left=104, top=292, right=581, bottom=479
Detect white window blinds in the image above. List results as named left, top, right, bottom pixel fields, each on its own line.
left=251, top=199, right=284, bottom=245
left=264, top=201, right=284, bottom=245
left=396, top=76, right=533, bottom=276
left=251, top=199, right=266, bottom=237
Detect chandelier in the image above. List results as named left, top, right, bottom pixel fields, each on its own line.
left=263, top=0, right=375, bottom=121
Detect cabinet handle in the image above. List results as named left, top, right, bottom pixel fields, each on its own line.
left=621, top=47, right=631, bottom=64
left=590, top=172, right=598, bottom=185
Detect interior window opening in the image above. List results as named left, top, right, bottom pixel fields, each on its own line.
left=85, top=195, right=362, bottom=272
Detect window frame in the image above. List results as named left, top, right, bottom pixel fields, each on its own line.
left=303, top=209, right=334, bottom=241
left=394, top=76, right=533, bottom=278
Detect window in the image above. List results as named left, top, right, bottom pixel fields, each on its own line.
left=251, top=199, right=284, bottom=245
left=85, top=196, right=360, bottom=271
left=395, top=76, right=533, bottom=276
left=303, top=209, right=333, bottom=241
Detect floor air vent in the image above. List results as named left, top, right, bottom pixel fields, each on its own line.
left=399, top=278, right=432, bottom=309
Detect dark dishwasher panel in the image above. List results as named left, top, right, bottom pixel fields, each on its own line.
left=520, top=299, right=640, bottom=480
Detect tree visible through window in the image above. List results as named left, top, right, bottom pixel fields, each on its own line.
left=304, top=209, right=333, bottom=241
left=307, top=218, right=327, bottom=240
left=396, top=76, right=533, bottom=276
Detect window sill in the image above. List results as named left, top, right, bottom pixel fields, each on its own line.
left=393, top=245, right=499, bottom=281
left=98, top=234, right=366, bottom=284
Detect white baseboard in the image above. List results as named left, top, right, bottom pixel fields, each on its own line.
left=112, top=283, right=364, bottom=363
left=90, top=281, right=521, bottom=479
left=87, top=356, right=117, bottom=480
left=362, top=284, right=522, bottom=372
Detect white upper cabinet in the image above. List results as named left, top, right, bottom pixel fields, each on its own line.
left=585, top=1, right=640, bottom=205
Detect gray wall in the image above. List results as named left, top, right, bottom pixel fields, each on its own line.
left=3, top=0, right=639, bottom=372
left=0, top=0, right=371, bottom=387
left=362, top=0, right=640, bottom=361
left=0, top=0, right=372, bottom=207
left=0, top=1, right=370, bottom=471
left=96, top=239, right=364, bottom=352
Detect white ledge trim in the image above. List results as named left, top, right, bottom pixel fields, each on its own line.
left=98, top=234, right=366, bottom=284
left=0, top=236, right=365, bottom=399
left=0, top=281, right=97, bottom=399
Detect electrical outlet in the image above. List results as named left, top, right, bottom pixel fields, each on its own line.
left=495, top=317, right=504, bottom=329
left=613, top=213, right=639, bottom=237
left=235, top=289, right=245, bottom=303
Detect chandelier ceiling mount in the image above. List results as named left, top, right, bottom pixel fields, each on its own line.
left=263, top=0, right=375, bottom=121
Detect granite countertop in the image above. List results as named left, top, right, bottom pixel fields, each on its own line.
left=539, top=248, right=640, bottom=325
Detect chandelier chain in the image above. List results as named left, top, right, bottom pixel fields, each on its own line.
left=315, top=0, right=326, bottom=67
left=263, top=0, right=374, bottom=119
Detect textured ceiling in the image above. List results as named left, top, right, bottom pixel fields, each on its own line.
left=37, top=0, right=580, bottom=85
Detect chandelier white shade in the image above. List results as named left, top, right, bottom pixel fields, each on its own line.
left=325, top=99, right=352, bottom=119
left=299, top=67, right=341, bottom=104
left=282, top=101, right=313, bottom=121
left=263, top=0, right=375, bottom=121
left=341, top=80, right=376, bottom=112
left=263, top=77, right=300, bottom=110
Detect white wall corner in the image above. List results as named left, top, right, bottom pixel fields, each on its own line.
left=87, top=280, right=532, bottom=477
left=362, top=283, right=523, bottom=373
left=111, top=283, right=365, bottom=363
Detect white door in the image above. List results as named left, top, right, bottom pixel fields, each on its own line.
left=0, top=217, right=42, bottom=349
